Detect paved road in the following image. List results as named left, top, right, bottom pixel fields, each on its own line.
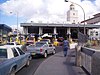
left=16, top=57, right=45, bottom=75
left=16, top=46, right=62, bottom=75
left=34, top=49, right=86, bottom=75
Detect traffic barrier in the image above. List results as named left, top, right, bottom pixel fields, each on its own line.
left=76, top=46, right=100, bottom=75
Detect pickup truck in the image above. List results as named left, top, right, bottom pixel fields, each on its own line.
left=0, top=45, right=31, bottom=75
left=27, top=42, right=56, bottom=58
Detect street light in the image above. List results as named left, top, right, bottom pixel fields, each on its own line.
left=10, top=11, right=19, bottom=36
left=65, top=0, right=86, bottom=34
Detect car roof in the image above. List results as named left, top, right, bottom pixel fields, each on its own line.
left=6, top=42, right=16, bottom=43
left=0, top=46, right=7, bottom=49
left=0, top=45, right=16, bottom=49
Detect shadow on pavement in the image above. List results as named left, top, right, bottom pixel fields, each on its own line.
left=54, top=54, right=64, bottom=57
left=63, top=50, right=77, bottom=75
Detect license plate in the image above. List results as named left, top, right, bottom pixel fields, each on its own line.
left=31, top=52, right=36, bottom=55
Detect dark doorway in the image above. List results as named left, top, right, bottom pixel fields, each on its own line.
left=43, top=27, right=53, bottom=33
left=57, top=27, right=67, bottom=38
left=71, top=28, right=78, bottom=39
left=28, top=27, right=39, bottom=34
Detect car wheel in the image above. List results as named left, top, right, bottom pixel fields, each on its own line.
left=9, top=68, right=15, bottom=75
left=52, top=50, right=56, bottom=55
left=44, top=52, right=47, bottom=58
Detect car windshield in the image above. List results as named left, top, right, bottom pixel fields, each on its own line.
left=35, top=42, right=44, bottom=47
left=0, top=49, right=7, bottom=58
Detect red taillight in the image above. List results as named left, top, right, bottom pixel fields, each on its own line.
left=40, top=48, right=43, bottom=52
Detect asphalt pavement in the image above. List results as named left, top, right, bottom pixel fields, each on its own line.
left=34, top=49, right=87, bottom=75
left=16, top=46, right=62, bottom=75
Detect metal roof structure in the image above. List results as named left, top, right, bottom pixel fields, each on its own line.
left=21, top=23, right=100, bottom=28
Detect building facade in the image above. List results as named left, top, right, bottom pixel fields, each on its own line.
left=0, top=24, right=12, bottom=44
left=67, top=4, right=78, bottom=24
left=81, top=13, right=100, bottom=40
left=21, top=23, right=100, bottom=40
left=81, top=13, right=100, bottom=24
left=88, top=28, right=100, bottom=40
left=21, top=7, right=100, bottom=41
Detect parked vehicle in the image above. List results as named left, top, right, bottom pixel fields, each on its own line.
left=0, top=45, right=31, bottom=75
left=26, top=36, right=35, bottom=45
left=53, top=39, right=59, bottom=46
left=27, top=42, right=56, bottom=58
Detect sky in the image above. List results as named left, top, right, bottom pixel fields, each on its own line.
left=0, top=0, right=100, bottom=29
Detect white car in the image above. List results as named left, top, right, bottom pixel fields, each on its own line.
left=5, top=42, right=22, bottom=48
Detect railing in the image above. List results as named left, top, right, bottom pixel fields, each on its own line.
left=75, top=46, right=100, bottom=75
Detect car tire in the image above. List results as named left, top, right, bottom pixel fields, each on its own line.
left=52, top=50, right=56, bottom=55
left=44, top=52, right=47, bottom=58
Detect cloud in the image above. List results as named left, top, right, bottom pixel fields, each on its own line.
left=81, top=0, right=97, bottom=18
left=1, top=0, right=100, bottom=23
left=95, top=0, right=100, bottom=11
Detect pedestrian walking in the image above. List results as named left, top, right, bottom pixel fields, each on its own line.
left=63, top=37, right=69, bottom=57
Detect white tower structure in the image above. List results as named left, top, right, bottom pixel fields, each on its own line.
left=67, top=4, right=78, bottom=24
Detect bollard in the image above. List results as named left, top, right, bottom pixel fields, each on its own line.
left=75, top=45, right=82, bottom=67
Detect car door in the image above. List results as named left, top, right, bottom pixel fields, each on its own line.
left=11, top=48, right=22, bottom=70
left=16, top=47, right=28, bottom=67
left=12, top=47, right=27, bottom=70
left=48, top=44, right=54, bottom=53
left=45, top=44, right=52, bottom=54
left=43, top=44, right=50, bottom=54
